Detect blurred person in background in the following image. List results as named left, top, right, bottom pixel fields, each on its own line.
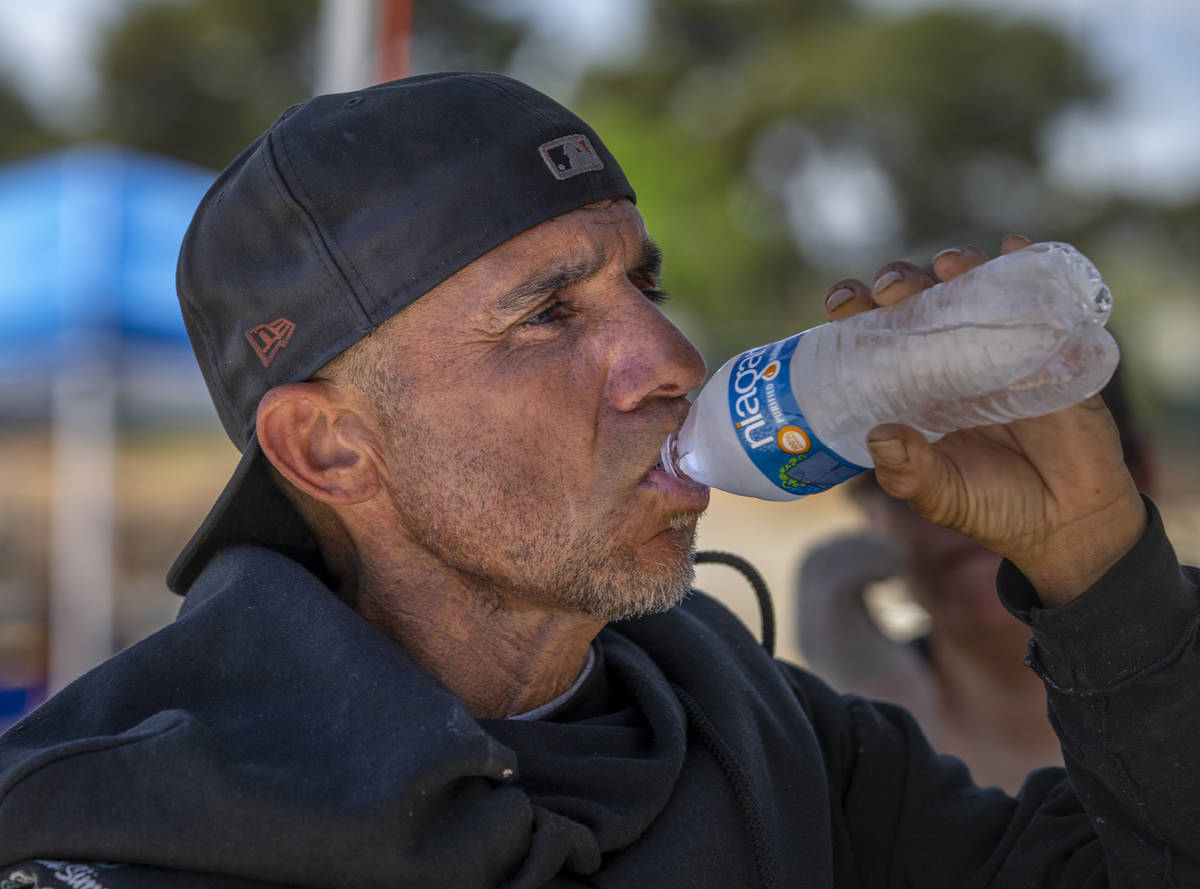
left=0, top=73, right=1197, bottom=888
left=797, top=365, right=1156, bottom=792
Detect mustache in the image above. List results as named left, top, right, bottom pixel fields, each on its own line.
left=670, top=512, right=700, bottom=532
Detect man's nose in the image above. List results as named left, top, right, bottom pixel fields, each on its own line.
left=605, top=294, right=707, bottom=413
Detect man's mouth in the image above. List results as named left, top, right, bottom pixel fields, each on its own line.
left=643, top=451, right=710, bottom=512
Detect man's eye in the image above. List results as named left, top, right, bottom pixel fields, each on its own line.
left=524, top=300, right=570, bottom=326
left=642, top=288, right=670, bottom=305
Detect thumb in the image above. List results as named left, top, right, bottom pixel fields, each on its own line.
left=866, top=423, right=961, bottom=526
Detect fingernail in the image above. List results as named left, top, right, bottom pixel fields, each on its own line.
left=868, top=436, right=907, bottom=467
left=932, top=246, right=965, bottom=262
left=825, top=287, right=854, bottom=311
left=872, top=270, right=902, bottom=293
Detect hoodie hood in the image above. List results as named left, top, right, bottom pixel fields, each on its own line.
left=0, top=545, right=835, bottom=888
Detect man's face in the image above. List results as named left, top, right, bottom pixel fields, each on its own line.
left=365, top=199, right=710, bottom=621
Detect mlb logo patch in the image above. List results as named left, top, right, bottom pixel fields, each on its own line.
left=538, top=134, right=604, bottom=180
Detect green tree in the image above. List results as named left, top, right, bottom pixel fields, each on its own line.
left=0, top=79, right=64, bottom=163
left=89, top=0, right=526, bottom=170
left=409, top=0, right=526, bottom=73
left=575, top=0, right=1109, bottom=356
left=92, top=0, right=320, bottom=168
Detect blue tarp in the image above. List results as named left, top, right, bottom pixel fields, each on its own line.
left=0, top=145, right=215, bottom=368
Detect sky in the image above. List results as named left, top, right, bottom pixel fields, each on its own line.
left=0, top=0, right=1197, bottom=203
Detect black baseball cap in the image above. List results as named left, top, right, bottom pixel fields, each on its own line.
left=168, top=72, right=636, bottom=594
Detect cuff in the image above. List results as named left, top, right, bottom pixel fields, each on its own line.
left=997, top=495, right=1199, bottom=692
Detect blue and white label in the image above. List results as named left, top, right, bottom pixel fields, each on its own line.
left=728, top=333, right=866, bottom=496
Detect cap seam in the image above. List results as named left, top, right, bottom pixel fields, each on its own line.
left=474, top=75, right=562, bottom=129
left=264, top=129, right=376, bottom=330
left=177, top=216, right=243, bottom=443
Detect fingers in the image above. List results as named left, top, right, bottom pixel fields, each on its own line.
left=1000, top=233, right=1032, bottom=255
left=865, top=424, right=932, bottom=500
left=824, top=235, right=1034, bottom=319
left=823, top=279, right=875, bottom=320
left=869, top=262, right=936, bottom=307
left=926, top=235, right=1032, bottom=282
left=824, top=261, right=935, bottom=320
left=865, top=423, right=963, bottom=529
left=930, top=245, right=987, bottom=283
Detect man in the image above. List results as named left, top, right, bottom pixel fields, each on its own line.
left=1, top=72, right=1196, bottom=888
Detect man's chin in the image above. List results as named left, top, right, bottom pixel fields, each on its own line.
left=566, top=550, right=697, bottom=623
left=582, top=580, right=693, bottom=623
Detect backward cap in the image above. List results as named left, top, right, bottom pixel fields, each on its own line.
left=179, top=71, right=635, bottom=449
left=169, top=72, right=635, bottom=594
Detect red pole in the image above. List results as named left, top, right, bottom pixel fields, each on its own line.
left=377, top=0, right=413, bottom=82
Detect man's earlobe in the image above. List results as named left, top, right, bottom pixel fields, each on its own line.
left=256, top=382, right=381, bottom=505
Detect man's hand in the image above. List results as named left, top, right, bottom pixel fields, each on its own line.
left=823, top=237, right=1148, bottom=606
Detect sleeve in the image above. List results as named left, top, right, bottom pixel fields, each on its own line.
left=997, top=496, right=1200, bottom=886
left=792, top=496, right=1200, bottom=888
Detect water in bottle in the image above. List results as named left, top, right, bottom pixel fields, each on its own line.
left=661, top=242, right=1119, bottom=501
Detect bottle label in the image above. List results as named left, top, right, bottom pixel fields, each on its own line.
left=727, top=333, right=866, bottom=495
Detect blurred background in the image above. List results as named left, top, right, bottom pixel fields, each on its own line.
left=1, top=0, right=1197, bottom=725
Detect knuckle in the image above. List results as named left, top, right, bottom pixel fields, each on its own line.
left=873, top=260, right=910, bottom=279
left=827, top=277, right=866, bottom=295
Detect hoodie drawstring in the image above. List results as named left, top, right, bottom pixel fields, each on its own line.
left=672, top=682, right=778, bottom=889
left=695, top=550, right=775, bottom=656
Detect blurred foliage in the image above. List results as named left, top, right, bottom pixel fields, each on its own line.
left=574, top=0, right=1112, bottom=355
left=92, top=0, right=321, bottom=168
left=0, top=81, right=65, bottom=163
left=409, top=0, right=525, bottom=72
left=87, top=0, right=526, bottom=170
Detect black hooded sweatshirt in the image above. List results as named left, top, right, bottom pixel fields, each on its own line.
left=1, top=500, right=1198, bottom=888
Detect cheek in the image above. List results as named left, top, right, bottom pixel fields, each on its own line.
left=392, top=340, right=610, bottom=500
left=449, top=391, right=592, bottom=499
left=484, top=351, right=604, bottom=448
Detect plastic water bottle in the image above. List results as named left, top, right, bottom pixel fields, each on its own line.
left=661, top=241, right=1119, bottom=501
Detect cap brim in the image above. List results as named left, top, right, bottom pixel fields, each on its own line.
left=167, top=434, right=319, bottom=594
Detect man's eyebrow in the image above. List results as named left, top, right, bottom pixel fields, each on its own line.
left=493, top=237, right=664, bottom=315
left=495, top=254, right=604, bottom=314
left=633, top=239, right=664, bottom=284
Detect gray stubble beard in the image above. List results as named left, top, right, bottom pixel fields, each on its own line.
left=390, top=480, right=701, bottom=624
left=553, top=512, right=699, bottom=623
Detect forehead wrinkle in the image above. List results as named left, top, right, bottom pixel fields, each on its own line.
left=486, top=217, right=662, bottom=321
left=494, top=252, right=605, bottom=316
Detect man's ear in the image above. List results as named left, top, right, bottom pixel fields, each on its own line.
left=256, top=382, right=381, bottom=505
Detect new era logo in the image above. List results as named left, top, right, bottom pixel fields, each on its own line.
left=538, top=134, right=604, bottom=180
left=245, top=318, right=296, bottom=368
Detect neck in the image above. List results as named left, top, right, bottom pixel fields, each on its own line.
left=353, top=553, right=603, bottom=719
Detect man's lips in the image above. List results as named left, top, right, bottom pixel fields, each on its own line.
left=643, top=455, right=710, bottom=512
